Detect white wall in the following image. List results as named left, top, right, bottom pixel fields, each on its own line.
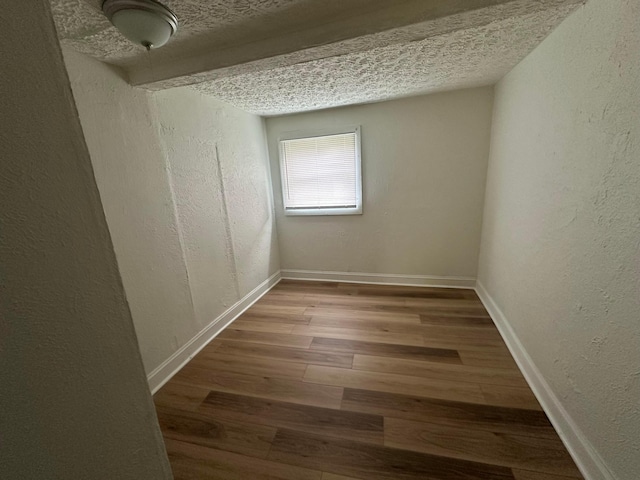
left=477, top=0, right=640, bottom=478
left=152, top=87, right=280, bottom=329
left=266, top=88, right=493, bottom=281
left=64, top=49, right=279, bottom=375
left=63, top=48, right=196, bottom=374
left=0, top=2, right=171, bottom=478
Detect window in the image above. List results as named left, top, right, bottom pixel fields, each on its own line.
left=278, top=126, right=362, bottom=216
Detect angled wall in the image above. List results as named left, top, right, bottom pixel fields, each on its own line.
left=63, top=48, right=196, bottom=375
left=152, top=87, right=280, bottom=329
left=0, top=2, right=171, bottom=478
left=63, top=49, right=279, bottom=375
left=477, top=0, right=640, bottom=478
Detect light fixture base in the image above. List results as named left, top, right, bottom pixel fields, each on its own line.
left=102, top=0, right=178, bottom=49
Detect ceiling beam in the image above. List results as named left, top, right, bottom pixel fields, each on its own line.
left=126, top=0, right=532, bottom=89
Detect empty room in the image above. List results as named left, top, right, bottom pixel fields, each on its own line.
left=2, top=0, right=638, bottom=479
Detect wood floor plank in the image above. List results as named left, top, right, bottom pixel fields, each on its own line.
left=198, top=390, right=384, bottom=444
left=309, top=337, right=461, bottom=364
left=308, top=316, right=425, bottom=335
left=323, top=299, right=484, bottom=313
left=512, top=469, right=584, bottom=480
left=156, top=406, right=276, bottom=459
left=293, top=325, right=424, bottom=346
left=230, top=320, right=296, bottom=334
left=422, top=325, right=508, bottom=351
left=344, top=284, right=470, bottom=300
left=463, top=290, right=482, bottom=300
left=304, top=306, right=421, bottom=323
left=303, top=365, right=485, bottom=404
left=218, top=329, right=313, bottom=348
left=165, top=437, right=323, bottom=480
left=422, top=342, right=510, bottom=354
left=367, top=298, right=486, bottom=309
left=254, top=294, right=320, bottom=308
left=249, top=304, right=309, bottom=316
left=268, top=429, right=515, bottom=480
left=316, top=294, right=407, bottom=308
left=423, top=324, right=504, bottom=339
left=153, top=381, right=211, bottom=412
left=237, top=312, right=312, bottom=325
left=402, top=301, right=491, bottom=317
left=420, top=315, right=495, bottom=327
left=187, top=351, right=308, bottom=379
left=459, top=349, right=521, bottom=370
left=352, top=354, right=529, bottom=387
left=481, top=385, right=543, bottom=411
left=173, top=365, right=344, bottom=409
left=341, top=388, right=557, bottom=438
left=384, top=417, right=582, bottom=477
left=216, top=340, right=354, bottom=368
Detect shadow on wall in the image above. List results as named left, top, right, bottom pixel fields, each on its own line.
left=64, top=48, right=280, bottom=375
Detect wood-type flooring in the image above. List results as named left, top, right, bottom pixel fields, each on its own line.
left=154, top=280, right=583, bottom=480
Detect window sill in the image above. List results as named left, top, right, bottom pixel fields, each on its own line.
left=284, top=206, right=363, bottom=216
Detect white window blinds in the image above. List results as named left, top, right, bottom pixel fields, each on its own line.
left=279, top=129, right=361, bottom=215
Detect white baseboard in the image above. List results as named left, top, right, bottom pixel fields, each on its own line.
left=146, top=267, right=612, bottom=479
left=475, top=281, right=615, bottom=480
left=281, top=269, right=476, bottom=289
left=147, top=270, right=282, bottom=394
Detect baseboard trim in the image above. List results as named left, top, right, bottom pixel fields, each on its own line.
left=147, top=270, right=282, bottom=394
left=475, top=281, right=615, bottom=480
left=280, top=269, right=476, bottom=289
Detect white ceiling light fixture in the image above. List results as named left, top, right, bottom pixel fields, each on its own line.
left=102, top=0, right=178, bottom=50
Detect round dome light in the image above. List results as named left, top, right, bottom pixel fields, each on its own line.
left=102, top=0, right=178, bottom=50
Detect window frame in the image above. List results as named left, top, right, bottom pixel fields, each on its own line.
left=278, top=125, right=363, bottom=217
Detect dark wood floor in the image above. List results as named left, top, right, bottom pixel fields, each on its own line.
left=153, top=280, right=584, bottom=480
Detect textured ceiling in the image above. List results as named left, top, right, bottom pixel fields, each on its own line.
left=51, top=0, right=584, bottom=116
left=52, top=0, right=318, bottom=63
left=194, top=4, right=580, bottom=116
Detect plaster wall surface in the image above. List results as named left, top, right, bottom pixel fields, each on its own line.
left=63, top=48, right=197, bottom=373
left=266, top=88, right=493, bottom=277
left=64, top=50, right=279, bottom=374
left=477, top=0, right=640, bottom=477
left=0, top=2, right=171, bottom=478
left=152, top=87, right=280, bottom=329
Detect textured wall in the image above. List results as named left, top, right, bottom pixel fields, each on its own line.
left=477, top=0, right=640, bottom=478
left=63, top=48, right=197, bottom=373
left=266, top=88, right=493, bottom=278
left=152, top=87, right=280, bottom=329
left=64, top=50, right=279, bottom=374
left=0, top=2, right=171, bottom=478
